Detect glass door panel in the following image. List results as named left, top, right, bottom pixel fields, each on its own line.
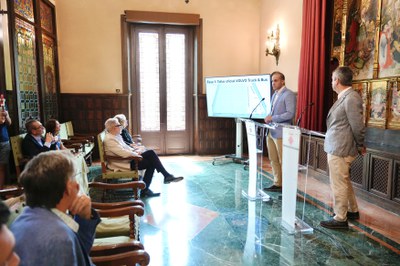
left=166, top=33, right=186, bottom=131
left=138, top=32, right=160, bottom=131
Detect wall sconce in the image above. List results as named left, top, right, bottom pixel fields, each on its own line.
left=265, top=24, right=281, bottom=66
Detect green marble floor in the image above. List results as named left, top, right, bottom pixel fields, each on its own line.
left=135, top=156, right=399, bottom=266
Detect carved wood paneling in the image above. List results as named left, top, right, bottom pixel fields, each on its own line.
left=300, top=137, right=316, bottom=167
left=316, top=141, right=328, bottom=174
left=60, top=93, right=129, bottom=134
left=300, top=134, right=400, bottom=215
left=196, top=95, right=236, bottom=155
left=369, top=154, right=391, bottom=198
left=393, top=160, right=400, bottom=204
left=350, top=154, right=364, bottom=188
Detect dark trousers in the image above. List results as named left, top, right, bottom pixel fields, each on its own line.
left=130, top=150, right=170, bottom=189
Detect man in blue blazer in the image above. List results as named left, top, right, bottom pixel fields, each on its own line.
left=320, top=66, right=365, bottom=229
left=263, top=71, right=296, bottom=192
left=21, top=119, right=58, bottom=158
left=11, top=151, right=100, bottom=265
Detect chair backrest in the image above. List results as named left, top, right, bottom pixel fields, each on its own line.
left=10, top=133, right=27, bottom=177
left=59, top=123, right=69, bottom=140
left=66, top=121, right=74, bottom=137
left=97, top=131, right=107, bottom=173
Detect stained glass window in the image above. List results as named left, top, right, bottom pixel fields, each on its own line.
left=14, top=0, right=34, bottom=22
left=40, top=0, right=53, bottom=33
left=42, top=34, right=58, bottom=121
left=15, top=18, right=39, bottom=129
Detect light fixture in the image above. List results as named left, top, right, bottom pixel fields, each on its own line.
left=265, top=24, right=281, bottom=66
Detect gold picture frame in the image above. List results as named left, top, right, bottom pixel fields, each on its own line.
left=367, top=80, right=388, bottom=128
left=387, top=79, right=400, bottom=129
left=353, top=81, right=369, bottom=125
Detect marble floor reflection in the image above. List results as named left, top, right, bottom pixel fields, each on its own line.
left=139, top=156, right=400, bottom=266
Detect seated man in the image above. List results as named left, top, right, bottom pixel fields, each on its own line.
left=21, top=119, right=58, bottom=158
left=114, top=113, right=145, bottom=152
left=0, top=201, right=20, bottom=266
left=104, top=118, right=183, bottom=197
left=11, top=151, right=100, bottom=265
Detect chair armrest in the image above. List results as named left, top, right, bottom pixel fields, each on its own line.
left=63, top=143, right=83, bottom=153
left=131, top=134, right=143, bottom=144
left=91, top=249, right=150, bottom=266
left=0, top=187, right=24, bottom=198
left=62, top=138, right=90, bottom=145
left=92, top=200, right=144, bottom=209
left=90, top=240, right=144, bottom=254
left=96, top=205, right=145, bottom=218
left=72, top=134, right=95, bottom=142
left=89, top=181, right=146, bottom=191
left=105, top=155, right=142, bottom=162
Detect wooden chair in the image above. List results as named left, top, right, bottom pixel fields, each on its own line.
left=0, top=187, right=25, bottom=226
left=89, top=181, right=145, bottom=240
left=97, top=131, right=142, bottom=183
left=61, top=122, right=94, bottom=165
left=90, top=192, right=150, bottom=266
left=10, top=134, right=29, bottom=177
left=65, top=121, right=95, bottom=142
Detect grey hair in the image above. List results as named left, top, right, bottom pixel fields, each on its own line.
left=105, top=118, right=119, bottom=132
left=114, top=114, right=127, bottom=125
left=333, top=66, right=353, bottom=86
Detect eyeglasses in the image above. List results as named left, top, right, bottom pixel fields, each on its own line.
left=114, top=124, right=122, bottom=128
left=33, top=125, right=44, bottom=130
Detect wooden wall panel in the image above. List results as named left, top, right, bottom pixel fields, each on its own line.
left=196, top=95, right=236, bottom=155
left=60, top=93, right=129, bottom=135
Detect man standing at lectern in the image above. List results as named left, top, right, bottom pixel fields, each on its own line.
left=320, top=66, right=365, bottom=229
left=263, top=71, right=296, bottom=192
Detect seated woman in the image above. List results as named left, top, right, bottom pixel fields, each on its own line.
left=45, top=119, right=66, bottom=150
left=103, top=118, right=183, bottom=197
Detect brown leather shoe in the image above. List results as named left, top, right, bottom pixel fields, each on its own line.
left=320, top=218, right=348, bottom=229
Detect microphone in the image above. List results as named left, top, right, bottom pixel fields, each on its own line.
left=249, top=98, right=265, bottom=119
left=296, top=102, right=314, bottom=127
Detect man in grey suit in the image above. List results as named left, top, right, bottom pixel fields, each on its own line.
left=320, top=66, right=365, bottom=229
left=263, top=71, right=296, bottom=192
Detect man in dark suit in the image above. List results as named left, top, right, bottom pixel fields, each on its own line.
left=22, top=119, right=58, bottom=158
left=320, top=66, right=365, bottom=229
left=263, top=71, right=296, bottom=192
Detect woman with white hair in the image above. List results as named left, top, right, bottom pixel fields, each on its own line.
left=104, top=118, right=183, bottom=197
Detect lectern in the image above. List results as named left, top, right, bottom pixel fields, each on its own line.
left=240, top=118, right=274, bottom=201
left=280, top=124, right=325, bottom=234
